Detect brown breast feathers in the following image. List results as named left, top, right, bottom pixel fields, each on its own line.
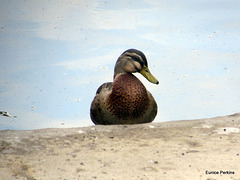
left=107, top=73, right=149, bottom=119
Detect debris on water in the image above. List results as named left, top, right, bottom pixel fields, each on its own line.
left=0, top=111, right=17, bottom=118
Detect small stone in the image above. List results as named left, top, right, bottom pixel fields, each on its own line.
left=148, top=125, right=155, bottom=128
left=64, top=140, right=71, bottom=145
left=78, top=130, right=85, bottom=134
left=71, top=153, right=76, bottom=158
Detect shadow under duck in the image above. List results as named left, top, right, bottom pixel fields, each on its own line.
left=90, top=49, right=159, bottom=125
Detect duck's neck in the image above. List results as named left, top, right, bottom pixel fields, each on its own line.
left=113, top=62, right=126, bottom=79
left=113, top=56, right=131, bottom=79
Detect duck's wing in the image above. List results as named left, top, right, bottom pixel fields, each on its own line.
left=90, top=82, right=113, bottom=125
left=95, top=82, right=112, bottom=94
left=146, top=90, right=158, bottom=122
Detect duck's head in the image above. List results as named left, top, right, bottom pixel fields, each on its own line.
left=114, top=49, right=159, bottom=84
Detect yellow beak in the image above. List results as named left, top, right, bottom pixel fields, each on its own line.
left=140, top=65, right=159, bottom=84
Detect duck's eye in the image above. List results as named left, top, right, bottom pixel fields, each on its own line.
left=132, top=56, right=140, bottom=62
left=145, top=69, right=149, bottom=72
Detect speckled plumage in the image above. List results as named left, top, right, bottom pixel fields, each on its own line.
left=90, top=49, right=158, bottom=125
left=107, top=73, right=149, bottom=119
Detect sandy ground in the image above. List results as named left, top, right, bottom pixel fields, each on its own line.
left=0, top=113, right=240, bottom=180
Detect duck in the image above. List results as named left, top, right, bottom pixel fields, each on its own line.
left=90, top=49, right=159, bottom=125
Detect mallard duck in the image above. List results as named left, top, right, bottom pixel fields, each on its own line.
left=90, top=49, right=159, bottom=125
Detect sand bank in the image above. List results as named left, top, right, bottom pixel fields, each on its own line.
left=0, top=113, right=240, bottom=179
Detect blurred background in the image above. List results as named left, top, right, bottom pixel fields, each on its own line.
left=0, top=0, right=240, bottom=130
